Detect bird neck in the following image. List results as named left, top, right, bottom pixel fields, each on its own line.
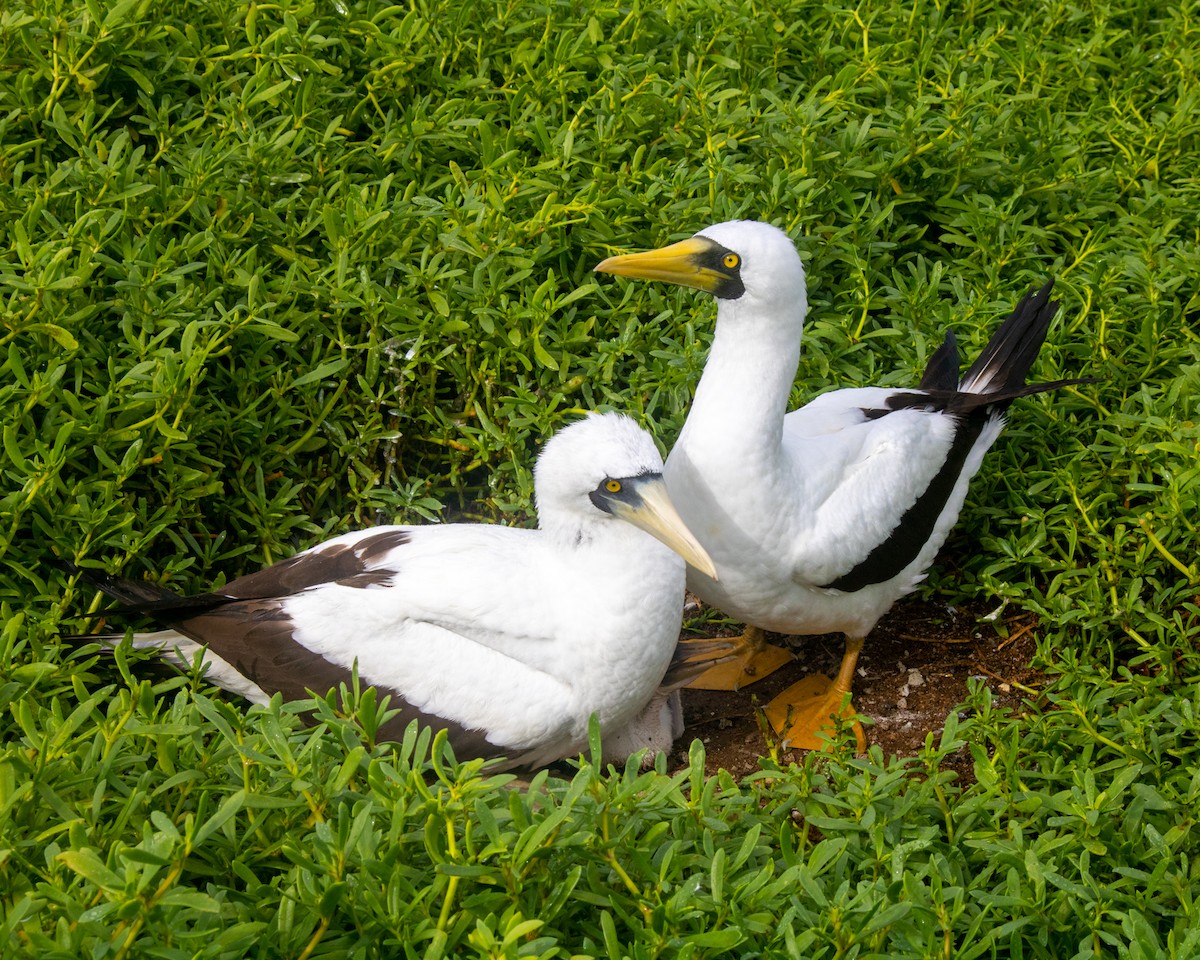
left=541, top=517, right=676, bottom=582
left=681, top=298, right=802, bottom=456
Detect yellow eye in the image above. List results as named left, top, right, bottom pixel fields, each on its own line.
left=605, top=479, right=622, bottom=493
left=723, top=253, right=740, bottom=269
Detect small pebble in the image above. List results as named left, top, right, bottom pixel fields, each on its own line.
left=907, top=669, right=925, bottom=688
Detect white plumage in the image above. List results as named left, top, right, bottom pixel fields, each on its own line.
left=597, top=220, right=1085, bottom=749
left=68, top=413, right=715, bottom=770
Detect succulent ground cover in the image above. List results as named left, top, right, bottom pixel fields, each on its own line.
left=2, top=0, right=1198, bottom=956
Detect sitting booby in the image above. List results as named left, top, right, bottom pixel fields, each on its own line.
left=64, top=413, right=716, bottom=770
left=595, top=220, right=1089, bottom=750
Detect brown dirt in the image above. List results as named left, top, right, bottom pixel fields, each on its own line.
left=669, top=597, right=1044, bottom=779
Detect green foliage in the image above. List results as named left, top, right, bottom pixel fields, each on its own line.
left=6, top=664, right=1200, bottom=958
left=3, top=0, right=1200, bottom=955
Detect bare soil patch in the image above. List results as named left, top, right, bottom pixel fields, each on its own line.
left=672, top=598, right=1043, bottom=779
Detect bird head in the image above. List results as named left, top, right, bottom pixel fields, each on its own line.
left=594, top=220, right=807, bottom=325
left=534, top=413, right=717, bottom=578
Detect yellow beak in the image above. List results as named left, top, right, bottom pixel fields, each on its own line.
left=612, top=475, right=719, bottom=580
left=594, top=236, right=726, bottom=295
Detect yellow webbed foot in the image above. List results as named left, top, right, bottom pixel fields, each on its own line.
left=762, top=635, right=866, bottom=752
left=683, top=625, right=794, bottom=691
left=763, top=673, right=866, bottom=752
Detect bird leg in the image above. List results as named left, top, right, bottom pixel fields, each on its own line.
left=680, top=624, right=794, bottom=691
left=763, top=635, right=866, bottom=752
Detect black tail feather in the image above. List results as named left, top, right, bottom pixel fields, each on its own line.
left=882, top=374, right=1098, bottom=417
left=906, top=278, right=1098, bottom=414
left=918, top=331, right=961, bottom=391
left=960, top=279, right=1060, bottom=395
left=59, top=560, right=233, bottom=625
left=60, top=560, right=178, bottom=606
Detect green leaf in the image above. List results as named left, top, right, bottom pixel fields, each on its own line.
left=102, top=0, right=142, bottom=29
left=154, top=418, right=188, bottom=440
left=248, top=79, right=293, bottom=107
left=59, top=850, right=123, bottom=892
left=191, top=789, right=245, bottom=847
left=289, top=358, right=350, bottom=390
left=331, top=746, right=366, bottom=792
left=532, top=335, right=558, bottom=370
left=29, top=323, right=79, bottom=350
left=318, top=881, right=348, bottom=917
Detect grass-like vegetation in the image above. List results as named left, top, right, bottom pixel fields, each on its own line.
left=3, top=0, right=1199, bottom=955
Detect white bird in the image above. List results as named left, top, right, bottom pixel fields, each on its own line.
left=595, top=220, right=1088, bottom=750
left=65, top=413, right=716, bottom=770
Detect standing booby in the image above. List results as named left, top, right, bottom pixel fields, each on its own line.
left=65, top=413, right=716, bottom=770
left=595, top=220, right=1088, bottom=750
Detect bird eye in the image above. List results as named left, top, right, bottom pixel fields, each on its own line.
left=723, top=253, right=740, bottom=269
left=605, top=479, right=622, bottom=493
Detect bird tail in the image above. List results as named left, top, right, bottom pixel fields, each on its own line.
left=959, top=280, right=1065, bottom=396
left=61, top=560, right=178, bottom=609
left=918, top=330, right=962, bottom=391
left=58, top=559, right=229, bottom=626
left=907, top=279, right=1096, bottom=414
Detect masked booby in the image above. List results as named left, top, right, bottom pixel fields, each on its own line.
left=596, top=220, right=1089, bottom=750
left=65, top=413, right=716, bottom=770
